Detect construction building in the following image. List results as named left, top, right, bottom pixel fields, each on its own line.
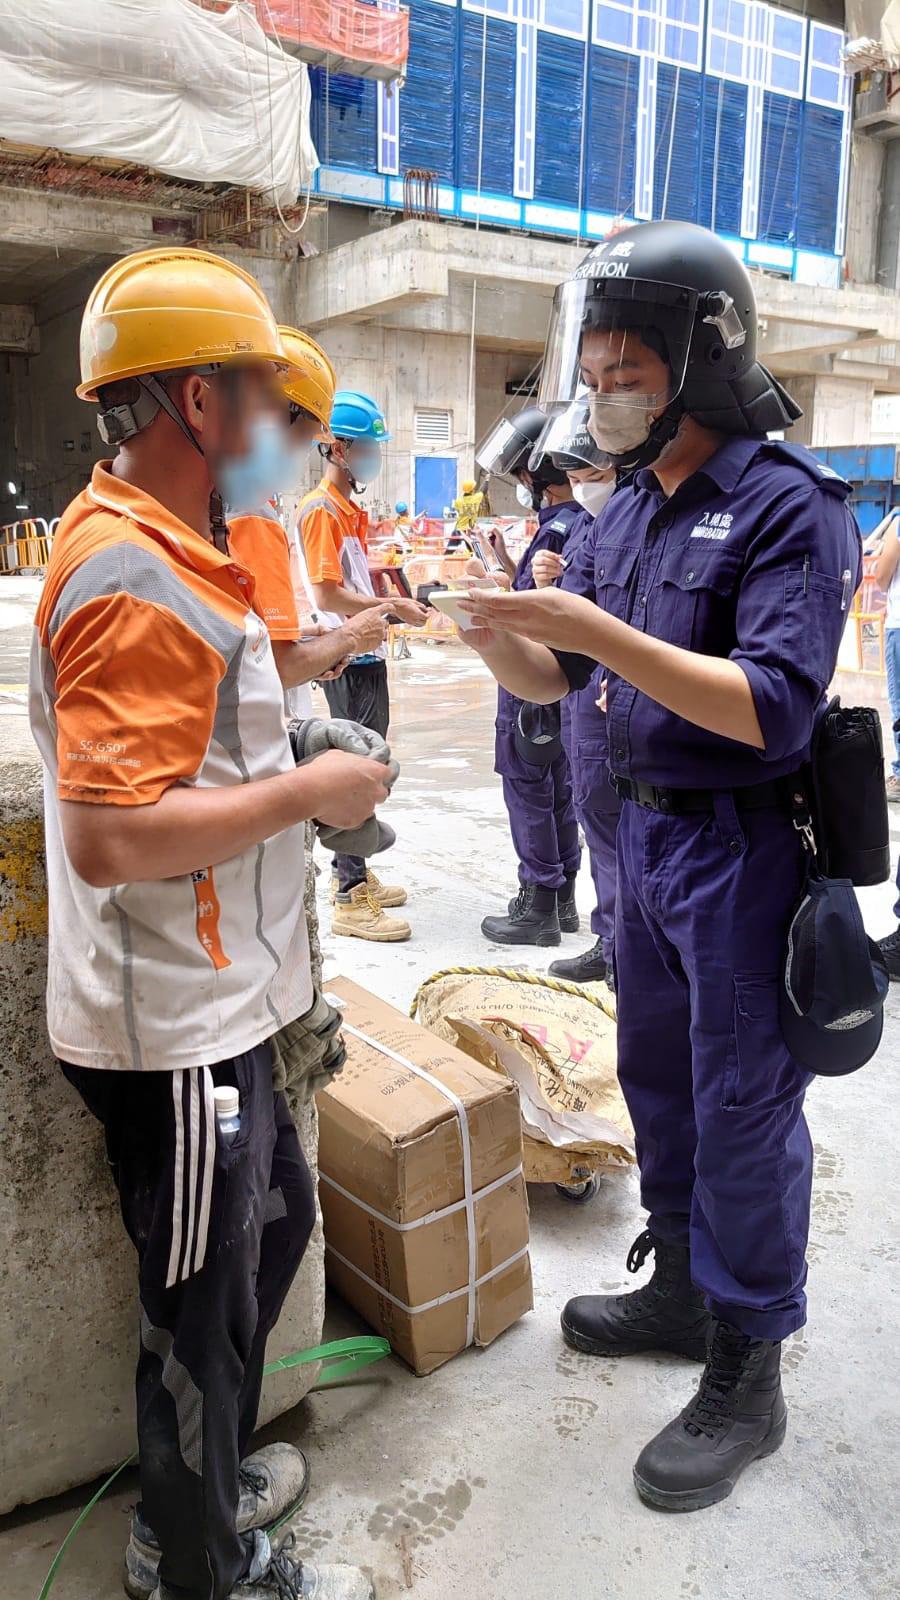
left=1, top=0, right=900, bottom=527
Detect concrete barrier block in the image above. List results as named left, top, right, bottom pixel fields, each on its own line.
left=0, top=733, right=325, bottom=1513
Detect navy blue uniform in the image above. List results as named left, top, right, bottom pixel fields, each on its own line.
left=558, top=438, right=861, bottom=1340
left=559, top=506, right=622, bottom=966
left=495, top=502, right=583, bottom=890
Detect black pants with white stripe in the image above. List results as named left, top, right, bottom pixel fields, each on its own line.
left=62, top=1041, right=316, bottom=1600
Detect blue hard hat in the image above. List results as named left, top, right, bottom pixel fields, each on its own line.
left=395, top=501, right=408, bottom=515
left=330, top=390, right=391, bottom=442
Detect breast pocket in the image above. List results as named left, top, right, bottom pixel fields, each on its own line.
left=651, top=550, right=741, bottom=651
left=594, top=545, right=640, bottom=623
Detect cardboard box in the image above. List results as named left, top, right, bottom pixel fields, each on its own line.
left=317, top=978, right=533, bottom=1375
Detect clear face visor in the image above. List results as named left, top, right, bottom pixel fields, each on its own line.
left=475, top=416, right=533, bottom=481
left=528, top=398, right=607, bottom=473
left=537, top=276, right=697, bottom=414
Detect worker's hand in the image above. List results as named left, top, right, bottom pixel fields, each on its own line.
left=318, top=657, right=350, bottom=682
left=340, top=609, right=387, bottom=656
left=302, top=751, right=393, bottom=830
left=531, top=550, right=565, bottom=589
left=464, top=557, right=488, bottom=578
left=389, top=598, right=429, bottom=626
left=458, top=585, right=599, bottom=652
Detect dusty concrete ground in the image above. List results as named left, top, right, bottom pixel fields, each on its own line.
left=2, top=611, right=898, bottom=1600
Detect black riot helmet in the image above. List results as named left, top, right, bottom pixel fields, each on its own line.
left=476, top=404, right=568, bottom=511
left=538, top=220, right=801, bottom=473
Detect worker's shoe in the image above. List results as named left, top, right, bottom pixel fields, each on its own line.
left=887, top=775, right=900, bottom=804
left=366, top=868, right=407, bottom=908
left=150, top=1530, right=373, bottom=1600
left=877, top=925, right=900, bottom=980
left=633, top=1323, right=786, bottom=1512
left=549, top=938, right=607, bottom=985
left=330, top=869, right=407, bottom=908
left=126, top=1447, right=311, bottom=1600
left=557, top=874, right=580, bottom=934
left=332, top=883, right=411, bottom=942
left=561, top=1228, right=711, bottom=1360
left=482, top=885, right=561, bottom=947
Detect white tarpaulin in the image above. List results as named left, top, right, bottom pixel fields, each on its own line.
left=0, top=0, right=318, bottom=204
left=845, top=0, right=900, bottom=71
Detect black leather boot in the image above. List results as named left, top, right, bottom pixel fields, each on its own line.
left=549, top=937, right=607, bottom=984
left=482, top=885, right=561, bottom=946
left=633, top=1321, right=787, bottom=1511
left=561, top=1228, right=712, bottom=1359
left=557, top=874, right=580, bottom=933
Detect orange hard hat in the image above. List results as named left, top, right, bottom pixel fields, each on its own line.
left=278, top=326, right=337, bottom=439
left=77, top=246, right=286, bottom=400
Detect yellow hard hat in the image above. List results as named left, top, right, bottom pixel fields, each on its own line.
left=278, top=326, right=336, bottom=439
left=77, top=246, right=286, bottom=400
left=462, top=479, right=476, bottom=494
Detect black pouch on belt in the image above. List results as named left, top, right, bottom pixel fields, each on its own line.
left=806, top=697, right=890, bottom=886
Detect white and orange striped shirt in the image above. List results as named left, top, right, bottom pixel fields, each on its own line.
left=29, top=462, right=313, bottom=1072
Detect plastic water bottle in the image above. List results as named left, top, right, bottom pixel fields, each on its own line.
left=214, top=1086, right=241, bottom=1147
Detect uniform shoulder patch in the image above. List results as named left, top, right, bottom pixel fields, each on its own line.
left=762, top=441, right=851, bottom=498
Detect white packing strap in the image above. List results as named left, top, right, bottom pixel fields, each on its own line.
left=319, top=1163, right=523, bottom=1232
left=325, top=1242, right=531, bottom=1319
left=327, top=1008, right=482, bottom=1345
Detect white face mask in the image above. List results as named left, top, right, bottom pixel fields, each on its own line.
left=572, top=477, right=615, bottom=517
left=587, top=402, right=654, bottom=460
left=515, top=480, right=534, bottom=509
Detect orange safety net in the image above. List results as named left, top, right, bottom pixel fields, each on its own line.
left=254, top=0, right=408, bottom=71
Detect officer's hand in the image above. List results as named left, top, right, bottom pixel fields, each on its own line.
left=303, top=751, right=392, bottom=830
left=458, top=585, right=598, bottom=651
left=596, top=678, right=608, bottom=714
left=531, top=550, right=565, bottom=589
left=390, top=598, right=429, bottom=626
left=464, top=556, right=488, bottom=578
left=341, top=609, right=387, bottom=655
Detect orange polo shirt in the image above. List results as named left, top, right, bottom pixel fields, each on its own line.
left=29, top=462, right=313, bottom=1072
left=228, top=509, right=300, bottom=641
left=297, top=477, right=370, bottom=587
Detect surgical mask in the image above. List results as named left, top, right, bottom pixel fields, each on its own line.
left=587, top=401, right=654, bottom=461
left=572, top=477, right=615, bottom=517
left=516, top=481, right=534, bottom=509
left=349, top=443, right=382, bottom=485
left=217, top=415, right=299, bottom=514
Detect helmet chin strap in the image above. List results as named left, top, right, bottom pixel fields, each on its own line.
left=323, top=441, right=365, bottom=495
left=140, top=374, right=231, bottom=552
left=606, top=399, right=685, bottom=475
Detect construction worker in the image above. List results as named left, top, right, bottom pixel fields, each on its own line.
left=297, top=389, right=428, bottom=940
left=452, top=477, right=484, bottom=532
left=529, top=399, right=620, bottom=987
left=228, top=328, right=387, bottom=721
left=459, top=221, right=862, bottom=1512
left=29, top=248, right=381, bottom=1600
left=474, top=406, right=582, bottom=945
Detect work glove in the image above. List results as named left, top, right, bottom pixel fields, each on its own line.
left=288, top=717, right=400, bottom=857
left=271, top=988, right=346, bottom=1104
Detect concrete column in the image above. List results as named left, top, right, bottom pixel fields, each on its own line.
left=0, top=723, right=325, bottom=1513
left=786, top=375, right=875, bottom=448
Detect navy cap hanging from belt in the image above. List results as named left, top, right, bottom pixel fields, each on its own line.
left=780, top=874, right=888, bottom=1076
left=515, top=701, right=563, bottom=766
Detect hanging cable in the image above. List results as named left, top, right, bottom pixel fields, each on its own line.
left=465, top=1, right=491, bottom=478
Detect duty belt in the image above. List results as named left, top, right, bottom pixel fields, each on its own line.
left=611, top=774, right=804, bottom=816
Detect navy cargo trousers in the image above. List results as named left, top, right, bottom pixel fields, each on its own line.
left=615, top=793, right=813, bottom=1340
